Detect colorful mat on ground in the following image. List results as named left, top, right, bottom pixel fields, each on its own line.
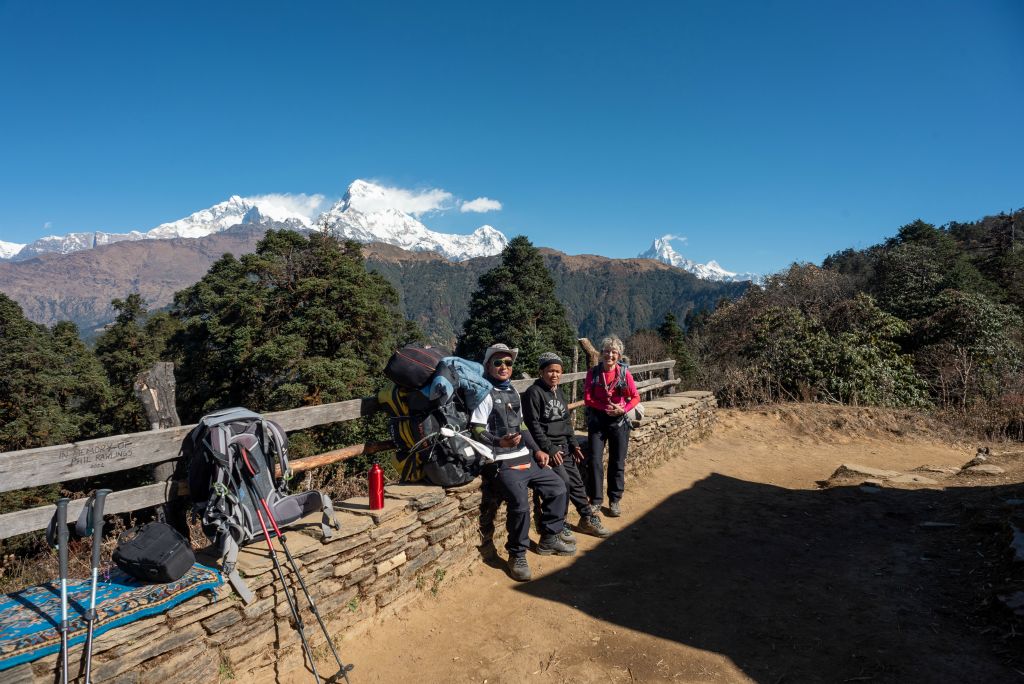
left=0, top=563, right=222, bottom=672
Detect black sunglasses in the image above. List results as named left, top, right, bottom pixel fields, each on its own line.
left=491, top=359, right=514, bottom=368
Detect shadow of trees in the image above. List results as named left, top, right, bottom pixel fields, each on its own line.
left=517, top=473, right=1022, bottom=683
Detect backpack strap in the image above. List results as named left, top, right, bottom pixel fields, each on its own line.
left=617, top=361, right=630, bottom=392
left=221, top=536, right=255, bottom=604
left=203, top=424, right=258, bottom=603
left=261, top=419, right=291, bottom=485
left=268, top=490, right=339, bottom=540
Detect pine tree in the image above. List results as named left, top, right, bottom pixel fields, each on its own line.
left=168, top=230, right=420, bottom=421
left=0, top=295, right=112, bottom=453
left=94, top=294, right=177, bottom=432
left=456, top=236, right=576, bottom=372
left=658, top=312, right=697, bottom=387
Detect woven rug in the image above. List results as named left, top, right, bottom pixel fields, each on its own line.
left=0, top=563, right=222, bottom=671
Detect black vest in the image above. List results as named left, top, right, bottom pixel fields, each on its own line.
left=487, top=385, right=525, bottom=458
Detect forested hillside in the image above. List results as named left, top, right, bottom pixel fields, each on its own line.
left=689, top=210, right=1023, bottom=437
left=368, top=248, right=746, bottom=345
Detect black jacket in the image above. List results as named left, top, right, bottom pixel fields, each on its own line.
left=523, top=379, right=580, bottom=455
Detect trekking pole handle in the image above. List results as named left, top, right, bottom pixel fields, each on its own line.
left=91, top=489, right=111, bottom=569
left=56, top=498, right=70, bottom=577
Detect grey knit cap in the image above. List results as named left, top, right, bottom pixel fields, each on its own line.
left=537, top=352, right=563, bottom=370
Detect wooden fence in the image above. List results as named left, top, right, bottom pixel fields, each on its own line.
left=0, top=360, right=677, bottom=540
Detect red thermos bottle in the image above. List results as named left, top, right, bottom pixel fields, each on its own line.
left=368, top=463, right=384, bottom=510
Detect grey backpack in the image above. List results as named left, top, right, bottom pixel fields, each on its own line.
left=185, top=407, right=338, bottom=602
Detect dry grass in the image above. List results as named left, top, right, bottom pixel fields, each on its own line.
left=757, top=402, right=968, bottom=445
left=0, top=511, right=137, bottom=594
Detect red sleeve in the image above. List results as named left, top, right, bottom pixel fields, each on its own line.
left=584, top=368, right=604, bottom=410
left=621, top=370, right=641, bottom=413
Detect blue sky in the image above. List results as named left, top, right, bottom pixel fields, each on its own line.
left=1, top=1, right=1021, bottom=274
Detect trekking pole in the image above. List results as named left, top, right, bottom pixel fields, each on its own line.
left=53, top=498, right=71, bottom=684
left=236, top=452, right=323, bottom=684
left=238, top=448, right=354, bottom=683
left=83, top=489, right=110, bottom=684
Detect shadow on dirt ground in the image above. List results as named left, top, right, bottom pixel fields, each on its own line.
left=517, top=473, right=1024, bottom=683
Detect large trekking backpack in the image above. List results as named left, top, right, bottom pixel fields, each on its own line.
left=184, top=407, right=339, bottom=602
left=383, top=344, right=449, bottom=390
left=377, top=359, right=487, bottom=488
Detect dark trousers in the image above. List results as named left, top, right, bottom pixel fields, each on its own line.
left=494, top=459, right=568, bottom=558
left=534, top=443, right=592, bottom=520
left=586, top=416, right=630, bottom=507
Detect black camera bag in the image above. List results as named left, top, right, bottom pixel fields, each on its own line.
left=113, top=521, right=194, bottom=583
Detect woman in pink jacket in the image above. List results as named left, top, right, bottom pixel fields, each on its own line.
left=583, top=335, right=641, bottom=517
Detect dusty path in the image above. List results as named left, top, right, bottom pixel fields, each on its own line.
left=334, top=407, right=1023, bottom=683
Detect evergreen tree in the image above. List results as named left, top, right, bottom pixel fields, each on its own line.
left=658, top=312, right=698, bottom=386
left=94, top=294, right=178, bottom=432
left=456, top=236, right=576, bottom=372
left=0, top=295, right=112, bottom=453
left=168, top=230, right=420, bottom=422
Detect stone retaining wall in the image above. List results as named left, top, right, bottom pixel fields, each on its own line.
left=11, top=392, right=716, bottom=684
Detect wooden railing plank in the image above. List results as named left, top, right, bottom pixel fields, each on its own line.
left=0, top=427, right=195, bottom=494
left=0, top=369, right=682, bottom=538
left=0, top=361, right=675, bottom=495
left=0, top=483, right=171, bottom=540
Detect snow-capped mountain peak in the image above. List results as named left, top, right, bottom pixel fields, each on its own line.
left=317, top=180, right=505, bottom=261
left=146, top=194, right=315, bottom=240
left=640, top=235, right=762, bottom=284
left=2, top=180, right=506, bottom=262
left=0, top=240, right=25, bottom=259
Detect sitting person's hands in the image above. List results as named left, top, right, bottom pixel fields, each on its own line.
left=551, top=450, right=564, bottom=466
left=536, top=450, right=550, bottom=468
left=499, top=432, right=522, bottom=448
left=572, top=445, right=586, bottom=463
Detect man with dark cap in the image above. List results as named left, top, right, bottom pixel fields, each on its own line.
left=471, top=343, right=574, bottom=582
left=524, top=352, right=611, bottom=539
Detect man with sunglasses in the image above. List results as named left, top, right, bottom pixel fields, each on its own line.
left=471, top=343, right=574, bottom=582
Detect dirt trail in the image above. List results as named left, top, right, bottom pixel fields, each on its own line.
left=330, top=407, right=1023, bottom=684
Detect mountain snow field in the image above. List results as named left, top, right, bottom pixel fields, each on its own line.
left=1, top=180, right=760, bottom=283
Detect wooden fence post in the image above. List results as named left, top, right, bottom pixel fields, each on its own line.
left=578, top=337, right=599, bottom=368
left=133, top=362, right=187, bottom=533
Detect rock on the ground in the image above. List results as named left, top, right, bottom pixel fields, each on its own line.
left=830, top=463, right=902, bottom=480
left=963, top=464, right=1006, bottom=475
left=890, top=473, right=940, bottom=485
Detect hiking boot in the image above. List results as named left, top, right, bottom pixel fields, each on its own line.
left=508, top=555, right=532, bottom=581
left=607, top=501, right=621, bottom=517
left=578, top=514, right=611, bottom=538
left=534, top=534, right=577, bottom=556
left=558, top=526, right=578, bottom=546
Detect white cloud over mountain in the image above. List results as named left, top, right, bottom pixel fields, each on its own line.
left=344, top=181, right=453, bottom=218
left=2, top=180, right=509, bottom=263
left=248, top=193, right=327, bottom=221
left=460, top=197, right=502, bottom=213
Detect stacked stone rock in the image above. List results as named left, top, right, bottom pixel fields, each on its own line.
left=11, top=392, right=716, bottom=683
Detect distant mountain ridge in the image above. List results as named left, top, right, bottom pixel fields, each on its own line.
left=639, top=235, right=764, bottom=284
left=0, top=224, right=746, bottom=343
left=3, top=180, right=507, bottom=263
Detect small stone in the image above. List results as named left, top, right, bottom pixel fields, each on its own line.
left=890, top=474, right=939, bottom=485
left=830, top=463, right=902, bottom=480
left=375, top=551, right=408, bottom=575
left=963, top=464, right=1005, bottom=475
